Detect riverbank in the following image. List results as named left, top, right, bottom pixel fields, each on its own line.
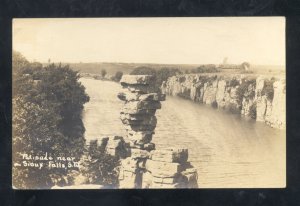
left=161, top=73, right=286, bottom=130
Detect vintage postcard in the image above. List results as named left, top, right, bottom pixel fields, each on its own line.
left=12, top=17, right=285, bottom=189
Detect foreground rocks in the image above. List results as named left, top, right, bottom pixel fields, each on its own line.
left=117, top=75, right=198, bottom=188
left=84, top=75, right=198, bottom=189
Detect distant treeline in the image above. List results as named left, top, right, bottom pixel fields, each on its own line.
left=57, top=61, right=283, bottom=85
left=80, top=70, right=123, bottom=82
left=65, top=62, right=200, bottom=76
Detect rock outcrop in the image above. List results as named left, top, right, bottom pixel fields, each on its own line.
left=117, top=75, right=198, bottom=188
left=162, top=74, right=285, bottom=130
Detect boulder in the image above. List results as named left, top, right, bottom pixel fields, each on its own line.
left=88, top=137, right=109, bottom=148
left=181, top=168, right=198, bottom=188
left=124, top=124, right=156, bottom=132
left=120, top=112, right=153, bottom=121
left=152, top=175, right=182, bottom=184
left=121, top=115, right=157, bottom=126
left=141, top=171, right=153, bottom=188
left=130, top=148, right=150, bottom=160
left=122, top=84, right=157, bottom=94
left=139, top=93, right=166, bottom=101
left=120, top=157, right=139, bottom=172
left=117, top=91, right=139, bottom=101
left=118, top=170, right=138, bottom=189
left=145, top=160, right=183, bottom=177
left=150, top=147, right=188, bottom=163
left=143, top=143, right=156, bottom=151
left=105, top=136, right=128, bottom=158
left=127, top=140, right=145, bottom=149
left=118, top=92, right=166, bottom=102
left=123, top=101, right=161, bottom=111
left=127, top=131, right=153, bottom=144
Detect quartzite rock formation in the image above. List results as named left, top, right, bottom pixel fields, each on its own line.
left=161, top=74, right=286, bottom=130
left=117, top=75, right=198, bottom=188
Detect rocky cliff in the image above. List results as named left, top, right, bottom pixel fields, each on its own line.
left=161, top=74, right=286, bottom=130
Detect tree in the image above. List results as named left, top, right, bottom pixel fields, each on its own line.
left=101, top=69, right=107, bottom=78
left=130, top=67, right=182, bottom=92
left=12, top=50, right=30, bottom=75
left=112, top=71, right=123, bottom=82
left=241, top=62, right=251, bottom=70
left=13, top=53, right=90, bottom=188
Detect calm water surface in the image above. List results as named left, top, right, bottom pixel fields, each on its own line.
left=80, top=78, right=286, bottom=188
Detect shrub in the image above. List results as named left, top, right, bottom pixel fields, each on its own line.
left=101, top=69, right=107, bottom=78
left=179, top=76, right=186, bottom=83
left=80, top=144, right=120, bottom=187
left=112, top=71, right=123, bottom=82
left=228, top=78, right=240, bottom=87
left=261, top=79, right=275, bottom=101
left=236, top=79, right=256, bottom=106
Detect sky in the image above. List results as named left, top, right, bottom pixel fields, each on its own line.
left=13, top=17, right=285, bottom=65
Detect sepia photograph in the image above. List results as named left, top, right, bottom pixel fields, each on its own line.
left=12, top=17, right=286, bottom=189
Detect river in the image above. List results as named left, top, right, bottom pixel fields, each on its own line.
left=80, top=78, right=286, bottom=188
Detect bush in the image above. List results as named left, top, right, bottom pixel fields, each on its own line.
left=261, top=79, right=275, bottom=101
left=228, top=79, right=240, bottom=87
left=79, top=144, right=120, bottom=187
left=236, top=79, right=256, bottom=106
left=101, top=69, right=107, bottom=78
left=179, top=76, right=186, bottom=83
left=112, top=71, right=123, bottom=82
